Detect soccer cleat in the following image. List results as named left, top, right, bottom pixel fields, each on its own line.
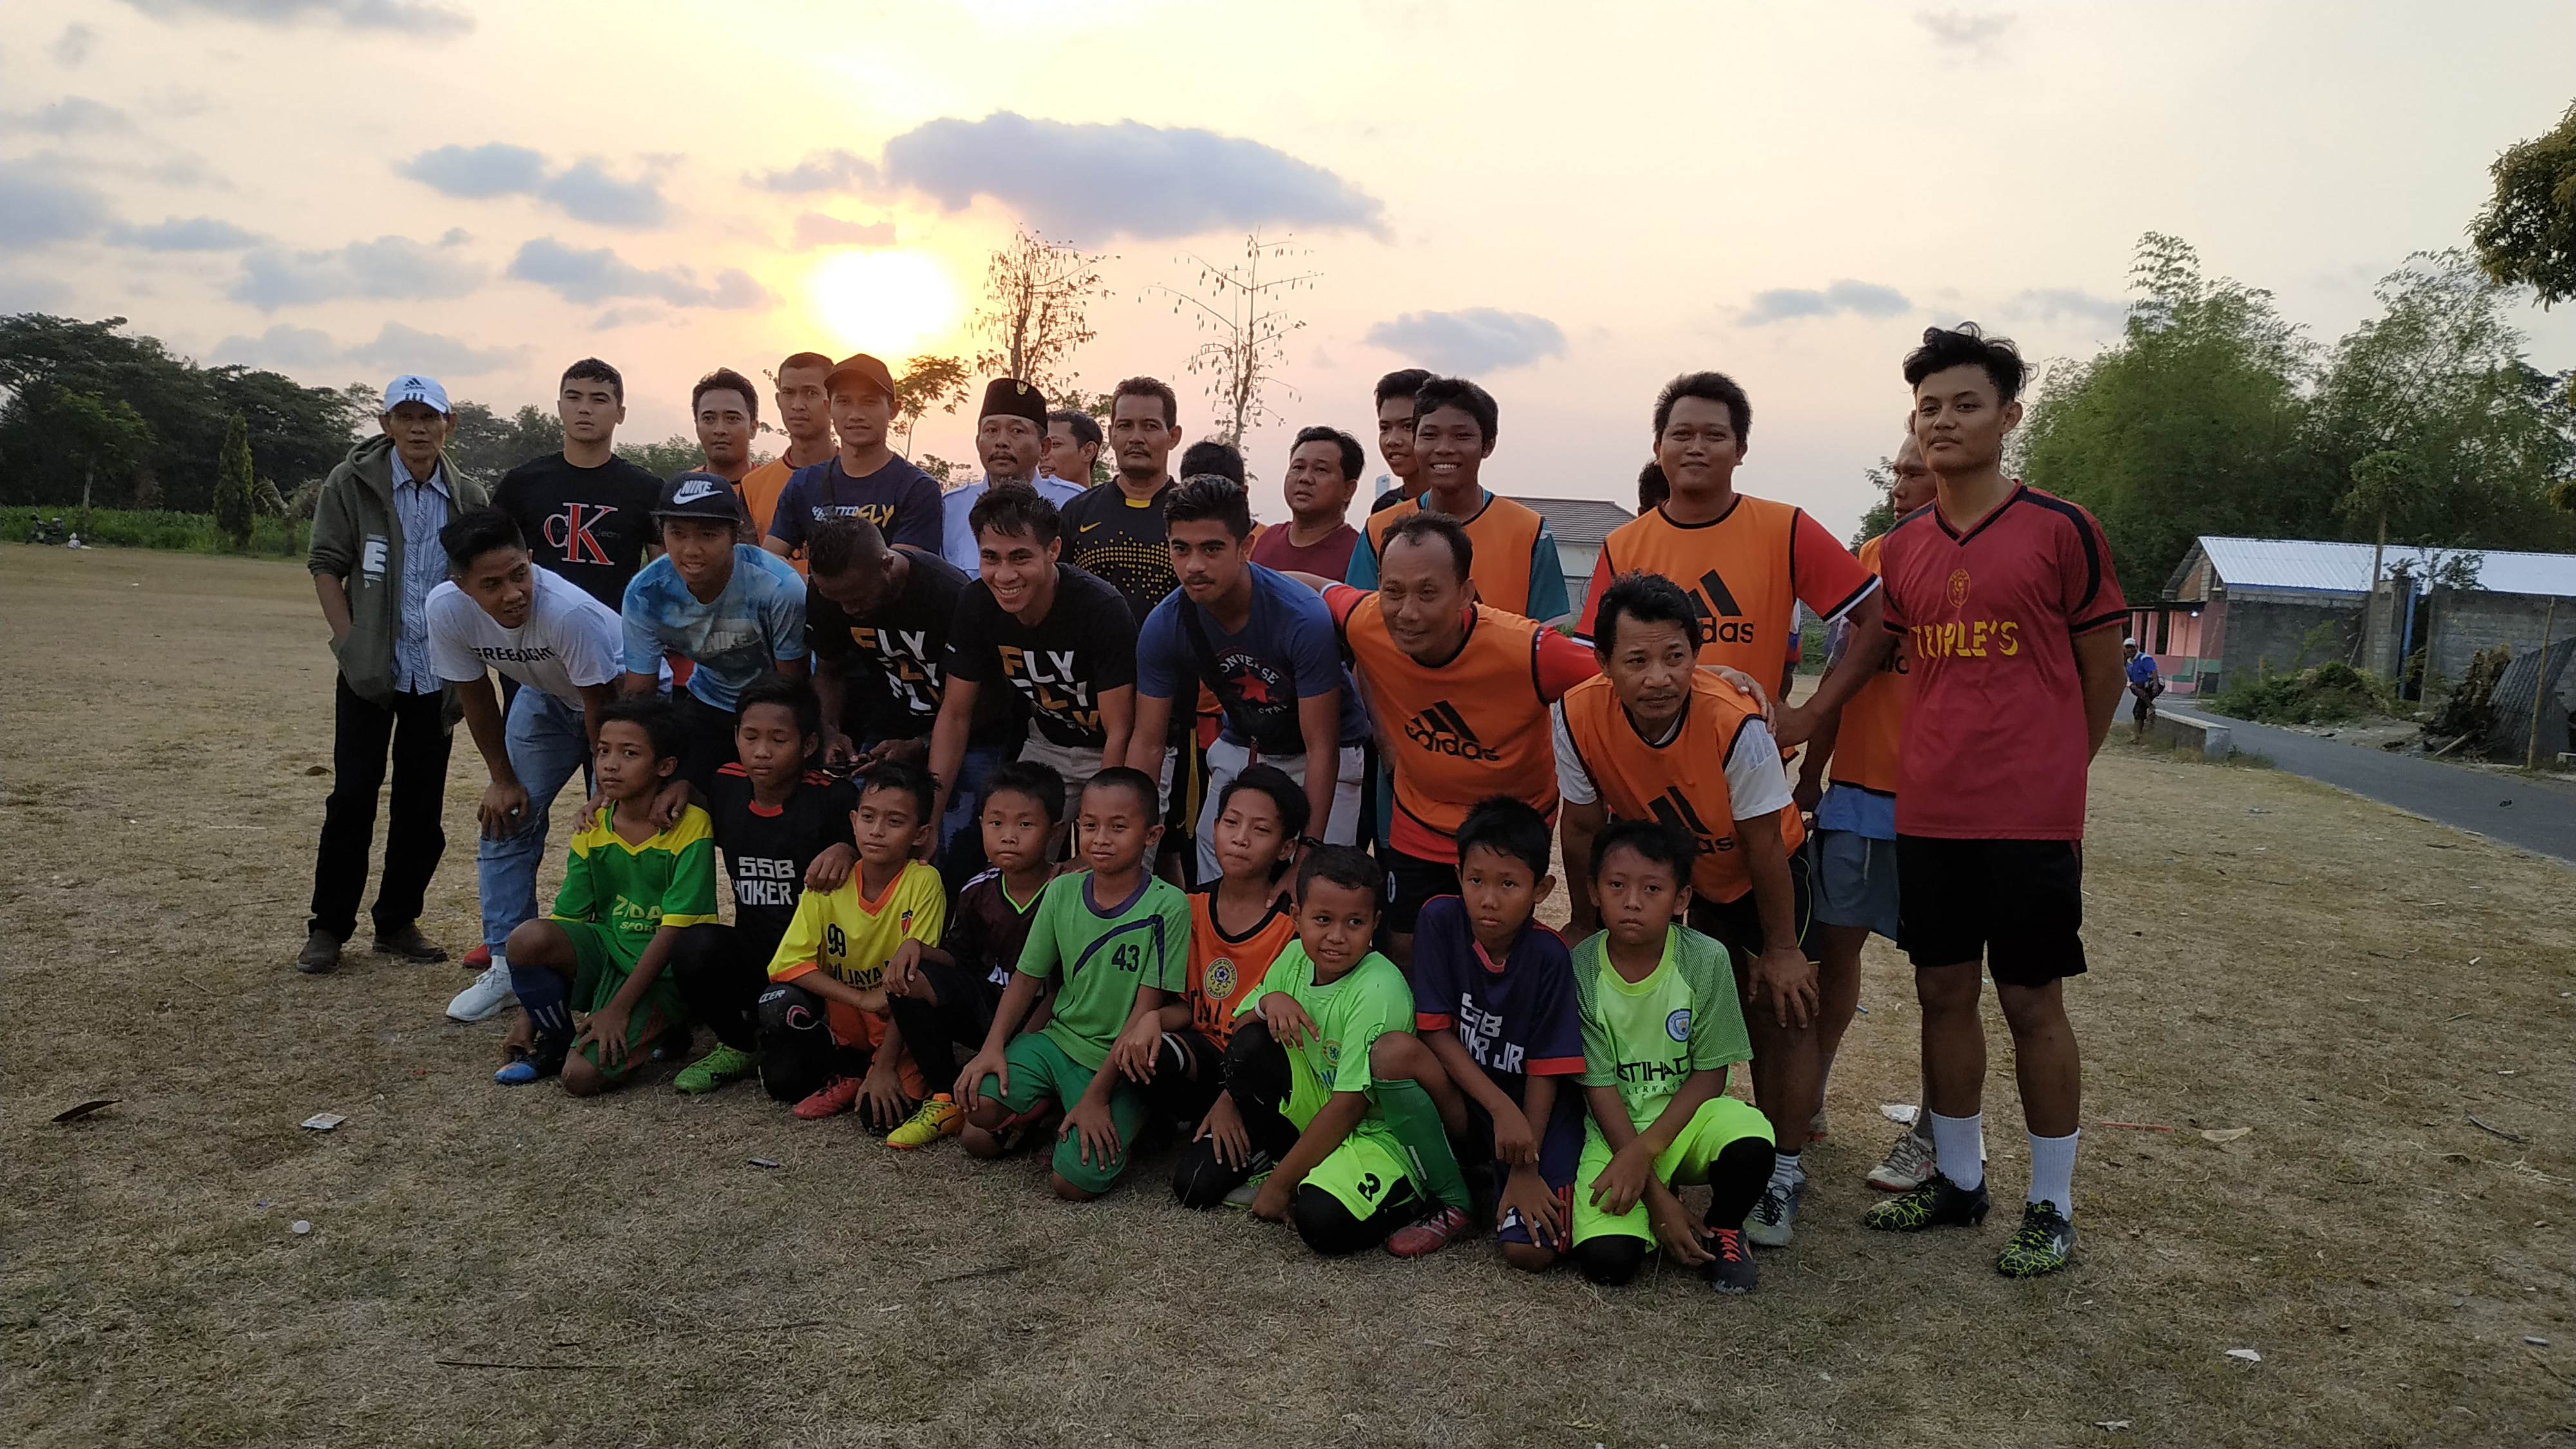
left=1746, top=1175, right=1804, bottom=1247
left=674, top=1044, right=757, bottom=1095
left=1867, top=1126, right=1939, bottom=1193
left=444, top=960, right=515, bottom=1023
left=649, top=1026, right=693, bottom=1061
left=1862, top=1172, right=1991, bottom=1233
left=295, top=928, right=341, bottom=975
left=886, top=1094, right=963, bottom=1148
left=1703, top=1227, right=1759, bottom=1294
left=793, top=1076, right=863, bottom=1120
left=1996, top=1201, right=2078, bottom=1278
left=372, top=924, right=448, bottom=963
left=462, top=943, right=493, bottom=972
left=1222, top=1169, right=1272, bottom=1210
left=494, top=1039, right=567, bottom=1086
left=1384, top=1205, right=1475, bottom=1258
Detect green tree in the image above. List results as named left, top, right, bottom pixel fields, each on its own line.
left=614, top=434, right=702, bottom=480
left=46, top=386, right=156, bottom=527
left=444, top=401, right=562, bottom=482
left=211, top=411, right=254, bottom=550
left=2471, top=99, right=2576, bottom=307
left=893, top=354, right=970, bottom=457
left=1850, top=456, right=1897, bottom=549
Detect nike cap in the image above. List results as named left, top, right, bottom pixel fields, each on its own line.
left=653, top=469, right=744, bottom=524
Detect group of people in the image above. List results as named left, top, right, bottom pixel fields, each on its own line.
left=296, top=321, right=2131, bottom=1288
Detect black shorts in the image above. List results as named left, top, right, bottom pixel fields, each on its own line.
left=1381, top=847, right=1457, bottom=936
left=1894, top=835, right=2087, bottom=987
left=2130, top=692, right=2155, bottom=723
left=1684, top=846, right=1817, bottom=961
left=672, top=692, right=739, bottom=795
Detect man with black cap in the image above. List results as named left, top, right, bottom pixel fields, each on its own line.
left=625, top=470, right=811, bottom=792
left=764, top=352, right=943, bottom=566
left=940, top=377, right=1083, bottom=572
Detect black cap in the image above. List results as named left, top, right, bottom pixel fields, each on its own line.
left=978, top=377, right=1048, bottom=430
left=653, top=470, right=744, bottom=524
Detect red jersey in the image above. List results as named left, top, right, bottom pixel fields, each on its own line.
left=1877, top=484, right=2126, bottom=840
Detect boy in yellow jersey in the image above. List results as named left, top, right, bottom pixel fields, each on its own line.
left=497, top=697, right=719, bottom=1094
left=759, top=759, right=947, bottom=1126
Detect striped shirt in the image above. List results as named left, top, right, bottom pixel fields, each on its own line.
left=388, top=452, right=452, bottom=696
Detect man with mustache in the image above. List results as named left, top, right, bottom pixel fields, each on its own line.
left=940, top=379, right=1084, bottom=573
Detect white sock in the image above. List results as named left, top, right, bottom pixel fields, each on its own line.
left=1930, top=1110, right=1984, bottom=1191
left=1770, top=1148, right=1804, bottom=1189
left=2027, top=1130, right=2079, bottom=1218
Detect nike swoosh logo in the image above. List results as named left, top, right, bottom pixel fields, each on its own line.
left=1077, top=522, right=1101, bottom=532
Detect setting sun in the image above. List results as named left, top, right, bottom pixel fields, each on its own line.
left=808, top=248, right=961, bottom=359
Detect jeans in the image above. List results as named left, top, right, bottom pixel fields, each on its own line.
left=475, top=686, right=591, bottom=952
left=929, top=743, right=1007, bottom=893
left=308, top=676, right=453, bottom=941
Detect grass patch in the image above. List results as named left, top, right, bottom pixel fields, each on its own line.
left=2206, top=661, right=2400, bottom=726
left=3, top=505, right=309, bottom=558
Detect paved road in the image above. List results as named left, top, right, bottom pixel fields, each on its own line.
left=2166, top=705, right=2576, bottom=864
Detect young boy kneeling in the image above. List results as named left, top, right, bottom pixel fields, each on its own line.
left=498, top=698, right=719, bottom=1092
left=954, top=768, right=1192, bottom=1200
left=1569, top=820, right=1777, bottom=1294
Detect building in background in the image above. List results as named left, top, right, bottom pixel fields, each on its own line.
left=1506, top=495, right=1634, bottom=623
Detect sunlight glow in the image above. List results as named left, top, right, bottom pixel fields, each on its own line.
left=808, top=249, right=961, bottom=359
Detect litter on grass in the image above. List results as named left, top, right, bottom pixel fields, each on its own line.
left=290, top=1220, right=312, bottom=1236
left=2201, top=1127, right=2255, bottom=1144
left=2225, top=1348, right=2262, bottom=1362
left=50, top=1099, right=119, bottom=1124
left=301, top=1113, right=346, bottom=1132
left=2094, top=1421, right=2133, bottom=1432
left=1879, top=1103, right=1919, bottom=1125
left=748, top=1158, right=780, bottom=1170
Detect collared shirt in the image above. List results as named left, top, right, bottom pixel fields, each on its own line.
left=389, top=451, right=452, bottom=695
left=940, top=473, right=1086, bottom=573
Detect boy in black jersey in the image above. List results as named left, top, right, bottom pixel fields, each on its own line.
left=667, top=674, right=857, bottom=1095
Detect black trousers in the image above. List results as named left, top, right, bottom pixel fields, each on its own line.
left=754, top=981, right=879, bottom=1103
left=308, top=676, right=452, bottom=942
left=668, top=923, right=771, bottom=1053
left=884, top=957, right=1001, bottom=1092
left=1170, top=1022, right=1422, bottom=1252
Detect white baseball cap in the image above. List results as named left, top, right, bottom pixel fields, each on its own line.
left=381, top=374, right=452, bottom=416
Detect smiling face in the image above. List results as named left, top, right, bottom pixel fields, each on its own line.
left=1283, top=439, right=1355, bottom=525
left=694, top=386, right=754, bottom=473
left=976, top=522, right=1059, bottom=622
left=1076, top=780, right=1159, bottom=876
left=1596, top=842, right=1687, bottom=950
left=1376, top=533, right=1472, bottom=661
left=1166, top=516, right=1247, bottom=607
left=559, top=375, right=623, bottom=446
left=1297, top=875, right=1379, bottom=974
left=1412, top=403, right=1492, bottom=495
left=1600, top=612, right=1696, bottom=732
left=978, top=413, right=1042, bottom=484
left=774, top=362, right=831, bottom=447
left=458, top=544, right=535, bottom=630
left=1654, top=394, right=1744, bottom=502
left=1376, top=393, right=1419, bottom=483
left=1110, top=392, right=1176, bottom=483
left=829, top=383, right=893, bottom=454
left=1911, top=363, right=2020, bottom=477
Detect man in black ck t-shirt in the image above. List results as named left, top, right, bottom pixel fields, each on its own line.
left=491, top=357, right=663, bottom=612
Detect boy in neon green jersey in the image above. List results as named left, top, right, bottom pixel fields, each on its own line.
left=1569, top=819, right=1777, bottom=1293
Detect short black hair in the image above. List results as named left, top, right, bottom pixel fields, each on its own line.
left=1653, top=371, right=1750, bottom=445
left=692, top=367, right=761, bottom=423
left=1457, top=796, right=1550, bottom=877
left=1374, top=368, right=1433, bottom=410
left=1178, top=439, right=1245, bottom=484
left=1164, top=475, right=1255, bottom=539
left=1636, top=460, right=1668, bottom=514
left=1216, top=762, right=1311, bottom=844
left=1047, top=408, right=1103, bottom=450
left=1381, top=511, right=1472, bottom=582
left=439, top=507, right=526, bottom=575
left=778, top=350, right=833, bottom=378
left=1293, top=425, right=1364, bottom=481
left=599, top=695, right=682, bottom=762
left=860, top=757, right=936, bottom=824
left=562, top=357, right=623, bottom=402
left=807, top=517, right=887, bottom=580
left=983, top=759, right=1067, bottom=824
left=1903, top=323, right=2027, bottom=404
left=734, top=672, right=820, bottom=743
left=1590, top=816, right=1696, bottom=886
left=1296, top=843, right=1381, bottom=904
left=1082, top=764, right=1160, bottom=819
left=1113, top=375, right=1179, bottom=427
left=969, top=483, right=1061, bottom=549
left=1412, top=375, right=1498, bottom=443
left=1591, top=571, right=1704, bottom=656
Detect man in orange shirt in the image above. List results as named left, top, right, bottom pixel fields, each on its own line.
left=737, top=352, right=837, bottom=558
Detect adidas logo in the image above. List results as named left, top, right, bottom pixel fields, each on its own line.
left=1402, top=701, right=1502, bottom=761
left=1691, top=568, right=1758, bottom=645
left=1649, top=786, right=1730, bottom=857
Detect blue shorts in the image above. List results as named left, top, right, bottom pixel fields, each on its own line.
left=1467, top=1086, right=1585, bottom=1247
left=1810, top=829, right=1900, bottom=942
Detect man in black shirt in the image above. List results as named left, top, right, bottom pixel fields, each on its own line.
left=764, top=352, right=944, bottom=562
left=491, top=357, right=663, bottom=612
left=1059, top=375, right=1182, bottom=622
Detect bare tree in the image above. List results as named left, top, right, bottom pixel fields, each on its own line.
left=1149, top=232, right=1319, bottom=448
left=972, top=227, right=1112, bottom=393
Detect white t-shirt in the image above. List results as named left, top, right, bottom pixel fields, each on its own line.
left=1552, top=699, right=1795, bottom=819
left=426, top=566, right=623, bottom=706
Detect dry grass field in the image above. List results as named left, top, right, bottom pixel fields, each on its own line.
left=5, top=545, right=2571, bottom=1448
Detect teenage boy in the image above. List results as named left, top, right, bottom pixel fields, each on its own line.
left=941, top=379, right=1085, bottom=571
left=493, top=358, right=662, bottom=612
left=1349, top=376, right=1568, bottom=624
left=1248, top=426, right=1364, bottom=580
left=1575, top=370, right=1888, bottom=747
left=1368, top=368, right=1431, bottom=514
left=1133, top=477, right=1368, bottom=883
left=881, top=759, right=1068, bottom=1150
left=1555, top=573, right=1819, bottom=1247
left=766, top=352, right=942, bottom=564
left=928, top=486, right=1140, bottom=828
left=299, top=373, right=489, bottom=974
left=665, top=675, right=857, bottom=1096
left=1862, top=325, right=2128, bottom=1279
left=1059, top=375, right=1183, bottom=621
left=739, top=352, right=838, bottom=551
left=692, top=367, right=761, bottom=502
left=954, top=768, right=1193, bottom=1201
left=1041, top=408, right=1103, bottom=491
left=426, top=509, right=623, bottom=1021
left=1410, top=798, right=1586, bottom=1273
left=496, top=697, right=719, bottom=1092
left=1151, top=766, right=1305, bottom=1146
left=619, top=473, right=809, bottom=794
left=758, top=759, right=947, bottom=1122
left=1568, top=820, right=1777, bottom=1294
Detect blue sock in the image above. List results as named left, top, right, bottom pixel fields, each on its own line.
left=511, top=961, right=574, bottom=1041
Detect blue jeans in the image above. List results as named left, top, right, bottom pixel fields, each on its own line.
left=477, top=687, right=591, bottom=952
left=943, top=743, right=1005, bottom=848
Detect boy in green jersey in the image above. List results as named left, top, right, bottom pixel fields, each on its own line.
left=1569, top=819, right=1777, bottom=1293
left=497, top=697, right=721, bottom=1094
left=954, top=768, right=1192, bottom=1199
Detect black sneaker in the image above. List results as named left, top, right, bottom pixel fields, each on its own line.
left=1996, top=1200, right=2077, bottom=1277
left=1702, top=1227, right=1759, bottom=1294
left=372, top=924, right=448, bottom=963
left=295, top=928, right=342, bottom=974
left=1861, top=1171, right=1991, bottom=1232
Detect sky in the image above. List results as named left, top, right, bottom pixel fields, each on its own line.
left=5, top=0, right=2573, bottom=539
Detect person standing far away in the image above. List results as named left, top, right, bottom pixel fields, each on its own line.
left=738, top=352, right=838, bottom=555
left=297, top=374, right=490, bottom=974
left=691, top=368, right=761, bottom=531
left=1348, top=376, right=1569, bottom=625
left=1249, top=426, right=1364, bottom=581
left=1859, top=323, right=2129, bottom=1280
left=2124, top=639, right=2163, bottom=742
left=1060, top=375, right=1185, bottom=622
left=765, top=352, right=943, bottom=567
left=491, top=358, right=663, bottom=614
left=1368, top=368, right=1432, bottom=514
left=942, top=380, right=1084, bottom=573
left=1042, top=408, right=1104, bottom=491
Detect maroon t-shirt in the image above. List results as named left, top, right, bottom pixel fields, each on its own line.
left=1878, top=483, right=2126, bottom=840
left=1248, top=521, right=1360, bottom=582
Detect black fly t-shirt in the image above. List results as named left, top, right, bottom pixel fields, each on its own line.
left=805, top=547, right=1016, bottom=748
left=1057, top=480, right=1177, bottom=623
left=705, top=763, right=858, bottom=962
left=491, top=453, right=664, bottom=611
left=944, top=564, right=1138, bottom=750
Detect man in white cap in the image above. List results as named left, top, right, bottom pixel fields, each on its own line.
left=298, top=375, right=490, bottom=974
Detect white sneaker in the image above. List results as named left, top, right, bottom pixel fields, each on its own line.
left=1866, top=1126, right=1938, bottom=1193
left=445, top=958, right=515, bottom=1023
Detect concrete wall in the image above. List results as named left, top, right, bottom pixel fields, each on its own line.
left=2427, top=589, right=2568, bottom=685
left=2208, top=592, right=2363, bottom=692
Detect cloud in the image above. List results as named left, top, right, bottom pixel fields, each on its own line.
left=213, top=319, right=522, bottom=377
left=749, top=149, right=881, bottom=194
left=115, top=0, right=473, bottom=35
left=1363, top=308, right=1567, bottom=373
left=2004, top=287, right=2129, bottom=328
left=590, top=307, right=663, bottom=330
left=506, top=238, right=770, bottom=310
left=790, top=211, right=896, bottom=250
left=1916, top=8, right=2015, bottom=52
left=211, top=323, right=341, bottom=368
left=536, top=160, right=666, bottom=227
left=0, top=97, right=131, bottom=136
left=395, top=145, right=666, bottom=227
left=0, top=160, right=111, bottom=251
left=880, top=112, right=1384, bottom=241
left=229, top=234, right=486, bottom=309
left=52, top=24, right=100, bottom=66
left=1742, top=279, right=1913, bottom=325
left=110, top=214, right=263, bottom=251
